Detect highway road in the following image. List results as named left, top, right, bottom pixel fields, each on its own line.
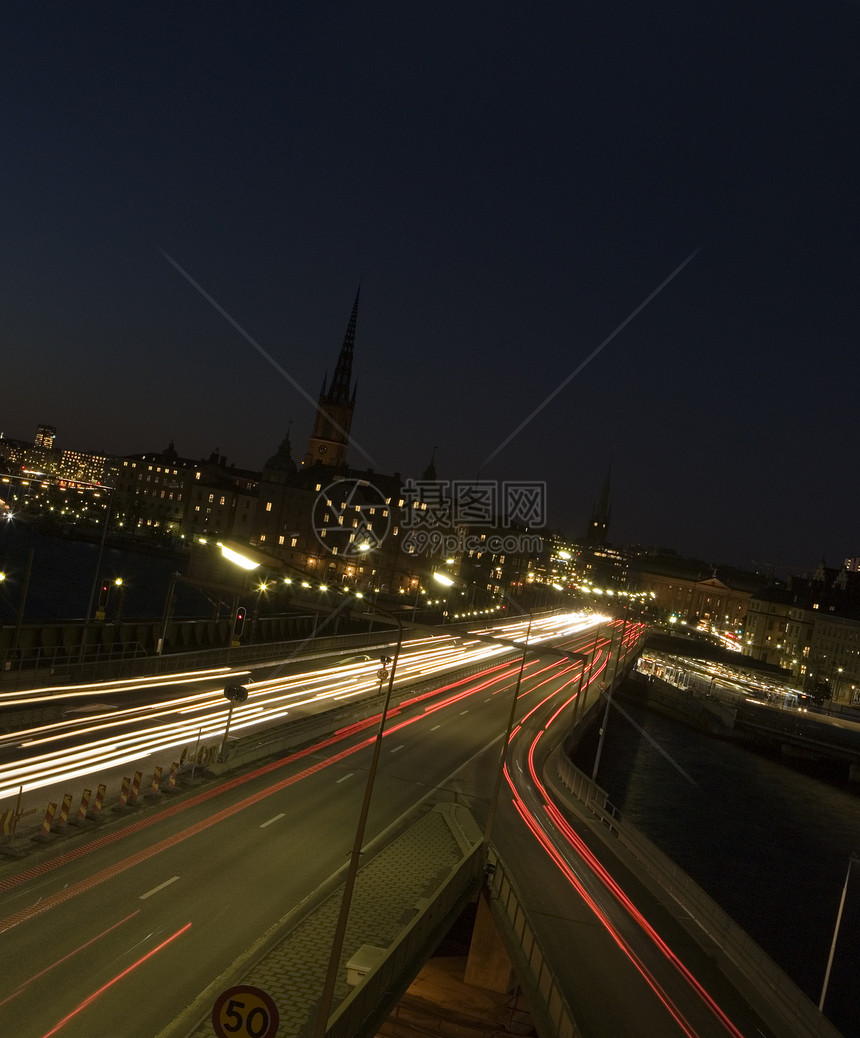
left=0, top=612, right=809, bottom=1038
left=0, top=613, right=596, bottom=1037
left=495, top=618, right=790, bottom=1038
left=0, top=613, right=588, bottom=807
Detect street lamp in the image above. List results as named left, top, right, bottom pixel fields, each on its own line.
left=483, top=614, right=532, bottom=846
left=250, top=577, right=272, bottom=642
left=820, top=853, right=858, bottom=1012
left=433, top=569, right=455, bottom=622
left=314, top=599, right=404, bottom=1038
left=591, top=591, right=635, bottom=783
left=482, top=618, right=588, bottom=848
left=0, top=548, right=34, bottom=671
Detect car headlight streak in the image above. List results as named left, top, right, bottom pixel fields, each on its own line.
left=0, top=613, right=595, bottom=803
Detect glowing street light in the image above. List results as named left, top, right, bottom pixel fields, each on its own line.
left=217, top=541, right=261, bottom=571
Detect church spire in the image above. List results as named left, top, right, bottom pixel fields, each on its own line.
left=327, top=284, right=359, bottom=405
left=303, top=284, right=361, bottom=468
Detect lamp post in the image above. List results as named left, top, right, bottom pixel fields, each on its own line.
left=820, top=853, right=858, bottom=1012
left=482, top=616, right=588, bottom=849
left=78, top=484, right=115, bottom=662
left=591, top=591, right=634, bottom=784
left=250, top=576, right=271, bottom=643
left=433, top=569, right=455, bottom=622
left=313, top=600, right=403, bottom=1038
left=112, top=577, right=126, bottom=622
left=157, top=571, right=181, bottom=656
left=0, top=548, right=34, bottom=672
left=483, top=614, right=532, bottom=846
left=570, top=632, right=599, bottom=730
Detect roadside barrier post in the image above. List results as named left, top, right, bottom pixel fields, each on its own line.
left=128, top=770, right=143, bottom=807
left=34, top=803, right=57, bottom=841
left=90, top=784, right=106, bottom=819
left=73, top=789, right=91, bottom=826
left=55, top=793, right=73, bottom=832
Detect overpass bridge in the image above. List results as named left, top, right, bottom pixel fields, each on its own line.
left=164, top=637, right=843, bottom=1038
left=0, top=617, right=846, bottom=1038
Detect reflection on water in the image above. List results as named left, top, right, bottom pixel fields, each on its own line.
left=0, top=521, right=207, bottom=622
left=573, top=705, right=860, bottom=1036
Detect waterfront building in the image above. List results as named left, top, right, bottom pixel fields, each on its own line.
left=745, top=563, right=860, bottom=703
left=631, top=552, right=763, bottom=636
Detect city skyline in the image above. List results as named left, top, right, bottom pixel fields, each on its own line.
left=2, top=3, right=859, bottom=570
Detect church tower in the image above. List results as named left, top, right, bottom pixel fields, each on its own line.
left=303, top=287, right=359, bottom=468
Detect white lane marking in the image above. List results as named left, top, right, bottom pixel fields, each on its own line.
left=460, top=710, right=469, bottom=715
left=430, top=724, right=441, bottom=731
left=139, top=876, right=180, bottom=900
left=390, top=745, right=404, bottom=753
left=260, top=813, right=285, bottom=828
left=336, top=773, right=355, bottom=783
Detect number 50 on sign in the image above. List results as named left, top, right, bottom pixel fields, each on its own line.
left=212, top=985, right=280, bottom=1038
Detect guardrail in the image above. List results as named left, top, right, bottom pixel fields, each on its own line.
left=484, top=851, right=582, bottom=1038
left=551, top=754, right=843, bottom=1038
left=0, top=624, right=422, bottom=688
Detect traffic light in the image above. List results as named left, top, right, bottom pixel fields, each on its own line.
left=233, top=606, right=247, bottom=638
left=98, top=580, right=110, bottom=610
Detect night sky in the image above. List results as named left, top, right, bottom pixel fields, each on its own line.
left=2, top=2, right=858, bottom=574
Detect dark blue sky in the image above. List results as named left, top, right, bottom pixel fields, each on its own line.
left=2, top=2, right=858, bottom=573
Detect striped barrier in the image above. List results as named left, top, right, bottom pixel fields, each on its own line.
left=90, top=784, right=106, bottom=819
left=1, top=810, right=15, bottom=835
left=128, top=771, right=143, bottom=807
left=55, top=793, right=73, bottom=832
left=164, top=762, right=179, bottom=792
left=116, top=776, right=131, bottom=810
left=72, top=789, right=91, bottom=826
left=147, top=766, right=163, bottom=799
left=34, top=802, right=57, bottom=841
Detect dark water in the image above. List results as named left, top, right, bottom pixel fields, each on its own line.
left=574, top=707, right=860, bottom=1036
left=0, top=521, right=209, bottom=622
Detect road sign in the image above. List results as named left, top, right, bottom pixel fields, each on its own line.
left=212, top=985, right=279, bottom=1038
left=224, top=684, right=249, bottom=702
left=377, top=669, right=388, bottom=680
left=599, top=680, right=607, bottom=691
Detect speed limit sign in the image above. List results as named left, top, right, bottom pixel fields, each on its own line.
left=212, top=985, right=279, bottom=1038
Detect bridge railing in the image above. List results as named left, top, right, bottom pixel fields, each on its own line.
left=484, top=851, right=582, bottom=1038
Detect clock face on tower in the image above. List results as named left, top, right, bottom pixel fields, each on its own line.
left=318, top=445, right=328, bottom=454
